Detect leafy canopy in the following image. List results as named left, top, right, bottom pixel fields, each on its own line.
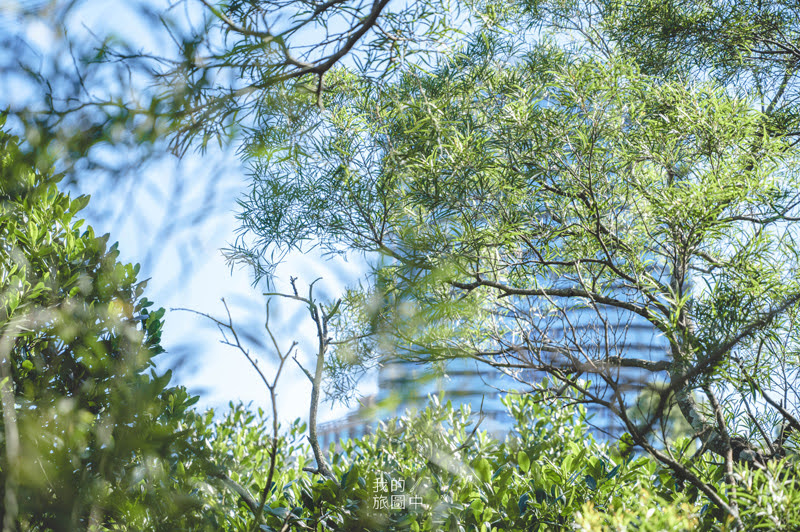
left=218, top=8, right=800, bottom=530
left=0, top=122, right=201, bottom=530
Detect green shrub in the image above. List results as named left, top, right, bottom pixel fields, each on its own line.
left=0, top=124, right=200, bottom=530
left=193, top=393, right=692, bottom=531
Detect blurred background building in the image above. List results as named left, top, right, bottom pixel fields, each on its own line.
left=319, top=303, right=671, bottom=447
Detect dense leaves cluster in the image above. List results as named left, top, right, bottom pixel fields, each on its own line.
left=188, top=393, right=800, bottom=531
left=0, top=124, right=200, bottom=530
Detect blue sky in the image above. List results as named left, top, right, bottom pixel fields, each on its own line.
left=0, top=0, right=374, bottom=425
left=87, top=147, right=371, bottom=425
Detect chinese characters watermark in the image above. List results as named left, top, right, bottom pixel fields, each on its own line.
left=372, top=473, right=422, bottom=511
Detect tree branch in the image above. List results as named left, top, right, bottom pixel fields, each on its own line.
left=452, top=277, right=666, bottom=330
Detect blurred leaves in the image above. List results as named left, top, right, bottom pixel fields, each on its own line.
left=0, top=123, right=206, bottom=529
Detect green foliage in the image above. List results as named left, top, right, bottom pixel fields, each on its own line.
left=8, top=1, right=800, bottom=529
left=189, top=392, right=800, bottom=531
left=233, top=24, right=800, bottom=429
left=219, top=7, right=800, bottom=529
left=735, top=458, right=800, bottom=530
left=0, top=124, right=201, bottom=529
left=195, top=394, right=649, bottom=531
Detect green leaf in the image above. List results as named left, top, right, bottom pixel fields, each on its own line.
left=474, top=458, right=492, bottom=484
left=606, top=464, right=620, bottom=480
left=518, top=451, right=531, bottom=473
left=518, top=493, right=530, bottom=515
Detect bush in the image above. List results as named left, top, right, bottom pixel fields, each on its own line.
left=191, top=388, right=800, bottom=531
left=191, top=393, right=693, bottom=531
left=0, top=125, right=200, bottom=530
